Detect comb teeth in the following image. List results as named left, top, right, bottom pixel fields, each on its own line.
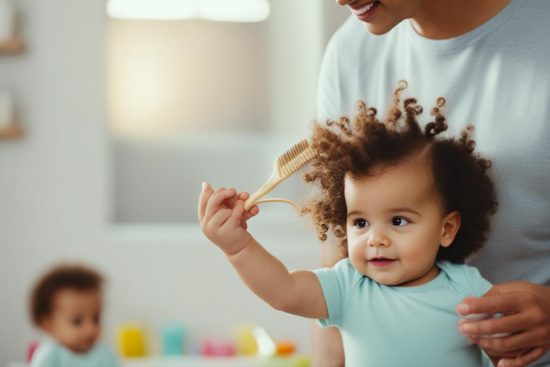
left=277, top=139, right=316, bottom=176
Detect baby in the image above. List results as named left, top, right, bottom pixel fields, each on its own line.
left=29, top=263, right=120, bottom=367
left=199, top=82, right=498, bottom=366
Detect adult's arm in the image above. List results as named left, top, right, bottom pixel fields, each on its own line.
left=312, top=323, right=345, bottom=367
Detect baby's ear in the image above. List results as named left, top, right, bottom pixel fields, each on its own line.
left=440, top=211, right=461, bottom=247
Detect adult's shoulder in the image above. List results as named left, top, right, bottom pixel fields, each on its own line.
left=525, top=0, right=550, bottom=12
left=503, top=0, right=550, bottom=39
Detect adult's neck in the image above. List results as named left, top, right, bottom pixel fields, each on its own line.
left=411, top=0, right=511, bottom=40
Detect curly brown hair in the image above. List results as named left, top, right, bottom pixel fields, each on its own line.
left=29, top=264, right=103, bottom=326
left=304, top=81, right=497, bottom=264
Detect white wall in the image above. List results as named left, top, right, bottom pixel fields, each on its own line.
left=268, top=1, right=349, bottom=138
left=0, top=1, right=349, bottom=365
left=267, top=0, right=322, bottom=138
left=0, top=0, right=110, bottom=362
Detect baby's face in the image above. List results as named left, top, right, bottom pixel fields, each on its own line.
left=42, top=288, right=102, bottom=354
left=345, top=157, right=459, bottom=286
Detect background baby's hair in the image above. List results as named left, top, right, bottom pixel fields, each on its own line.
left=29, top=263, right=103, bottom=326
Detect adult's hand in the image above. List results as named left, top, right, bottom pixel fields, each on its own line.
left=457, top=281, right=550, bottom=367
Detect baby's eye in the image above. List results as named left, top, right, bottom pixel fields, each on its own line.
left=72, top=317, right=83, bottom=327
left=354, top=218, right=369, bottom=228
left=93, top=314, right=101, bottom=324
left=392, top=217, right=410, bottom=226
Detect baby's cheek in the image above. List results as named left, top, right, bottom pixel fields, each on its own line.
left=348, top=245, right=366, bottom=270
left=398, top=242, right=427, bottom=263
left=348, top=241, right=365, bottom=259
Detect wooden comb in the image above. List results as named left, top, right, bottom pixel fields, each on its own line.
left=244, top=139, right=316, bottom=211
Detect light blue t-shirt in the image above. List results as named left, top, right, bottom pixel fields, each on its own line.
left=314, top=259, right=492, bottom=367
left=317, top=0, right=550, bottom=289
left=30, top=339, right=120, bottom=367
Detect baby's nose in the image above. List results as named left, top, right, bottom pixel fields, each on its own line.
left=367, top=228, right=390, bottom=247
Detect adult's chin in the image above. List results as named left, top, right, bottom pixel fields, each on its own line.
left=364, top=21, right=398, bottom=35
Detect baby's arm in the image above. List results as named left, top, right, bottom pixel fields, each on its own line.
left=199, top=183, right=328, bottom=319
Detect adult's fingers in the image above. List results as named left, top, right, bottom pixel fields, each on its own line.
left=497, top=347, right=546, bottom=367
left=478, top=326, right=547, bottom=353
left=457, top=293, right=524, bottom=317
left=459, top=312, right=529, bottom=336
left=481, top=346, right=529, bottom=360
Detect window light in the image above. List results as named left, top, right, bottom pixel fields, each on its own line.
left=106, top=0, right=270, bottom=22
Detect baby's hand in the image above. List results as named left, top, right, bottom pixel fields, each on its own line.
left=198, top=182, right=259, bottom=255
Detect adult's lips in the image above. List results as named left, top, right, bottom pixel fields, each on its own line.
left=347, top=0, right=381, bottom=22
left=348, top=0, right=380, bottom=16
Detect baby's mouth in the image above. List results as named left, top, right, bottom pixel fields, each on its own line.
left=368, top=257, right=396, bottom=266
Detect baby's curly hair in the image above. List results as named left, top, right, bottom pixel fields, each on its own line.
left=304, top=81, right=497, bottom=264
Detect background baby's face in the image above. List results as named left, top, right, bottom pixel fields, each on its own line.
left=41, top=288, right=103, bottom=353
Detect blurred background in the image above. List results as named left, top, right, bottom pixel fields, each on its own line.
left=0, top=0, right=348, bottom=365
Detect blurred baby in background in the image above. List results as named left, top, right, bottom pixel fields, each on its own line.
left=29, top=263, right=120, bottom=367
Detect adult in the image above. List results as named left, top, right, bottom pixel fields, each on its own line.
left=314, top=1, right=550, bottom=366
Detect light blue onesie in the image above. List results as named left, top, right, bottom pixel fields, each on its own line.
left=315, top=259, right=492, bottom=367
left=318, top=2, right=550, bottom=363
left=30, top=339, right=120, bottom=367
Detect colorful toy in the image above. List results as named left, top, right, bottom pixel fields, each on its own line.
left=275, top=341, right=295, bottom=356
left=200, top=339, right=235, bottom=357
left=116, top=324, right=147, bottom=357
left=233, top=324, right=258, bottom=355
left=162, top=324, right=186, bottom=355
left=253, top=326, right=276, bottom=357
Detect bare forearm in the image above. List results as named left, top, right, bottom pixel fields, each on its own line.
left=199, top=185, right=326, bottom=318
left=226, top=234, right=296, bottom=311
left=227, top=236, right=328, bottom=318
